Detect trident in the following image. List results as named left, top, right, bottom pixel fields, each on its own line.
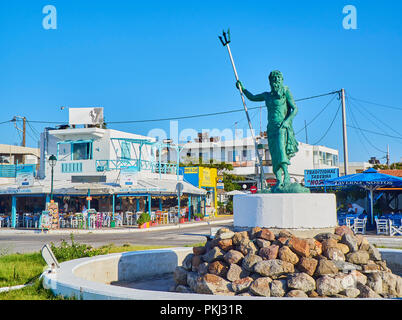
left=219, top=29, right=266, bottom=191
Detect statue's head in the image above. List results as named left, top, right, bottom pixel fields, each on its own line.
left=269, top=70, right=284, bottom=96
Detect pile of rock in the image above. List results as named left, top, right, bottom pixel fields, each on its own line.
left=173, top=226, right=402, bottom=298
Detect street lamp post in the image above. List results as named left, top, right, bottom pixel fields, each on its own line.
left=48, top=155, right=57, bottom=201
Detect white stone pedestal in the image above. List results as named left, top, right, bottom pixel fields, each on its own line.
left=233, top=193, right=337, bottom=237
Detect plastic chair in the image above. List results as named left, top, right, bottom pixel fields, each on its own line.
left=352, top=217, right=367, bottom=234
left=375, top=217, right=390, bottom=235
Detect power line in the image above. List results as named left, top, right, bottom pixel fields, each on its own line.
left=12, top=91, right=340, bottom=125
left=295, top=94, right=338, bottom=136
left=346, top=125, right=402, bottom=140
left=348, top=96, right=402, bottom=111
left=347, top=94, right=402, bottom=138
left=312, top=101, right=341, bottom=145
left=347, top=98, right=387, bottom=154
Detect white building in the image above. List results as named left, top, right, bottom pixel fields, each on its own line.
left=163, top=132, right=339, bottom=185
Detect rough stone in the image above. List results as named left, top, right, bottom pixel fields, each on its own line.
left=195, top=274, right=232, bottom=295
left=249, top=277, right=272, bottom=297
left=223, top=250, right=244, bottom=265
left=289, top=237, right=310, bottom=257
left=217, top=239, right=233, bottom=251
left=350, top=270, right=367, bottom=286
left=335, top=243, right=350, bottom=255
left=316, top=275, right=343, bottom=296
left=324, top=247, right=345, bottom=261
left=341, top=233, right=359, bottom=252
left=191, top=255, right=202, bottom=272
left=193, top=246, right=206, bottom=256
left=208, top=261, right=229, bottom=278
left=232, top=231, right=250, bottom=245
left=357, top=283, right=382, bottom=298
left=315, top=259, right=339, bottom=276
left=198, top=262, right=209, bottom=276
left=259, top=245, right=279, bottom=260
left=174, top=266, right=188, bottom=286
left=226, top=263, right=250, bottom=282
left=254, top=259, right=294, bottom=278
left=202, top=246, right=225, bottom=263
left=332, top=260, right=362, bottom=273
left=287, top=272, right=316, bottom=292
left=270, top=279, right=287, bottom=297
left=278, top=246, right=299, bottom=265
left=249, top=227, right=262, bottom=239
left=368, top=244, right=382, bottom=261
left=242, top=253, right=263, bottom=272
left=237, top=240, right=258, bottom=256
left=278, top=229, right=294, bottom=238
left=182, top=254, right=194, bottom=271
left=346, top=250, right=370, bottom=265
left=298, top=257, right=318, bottom=276
left=335, top=273, right=356, bottom=290
left=334, top=225, right=354, bottom=237
left=187, top=272, right=199, bottom=292
left=231, top=277, right=254, bottom=293
left=216, top=230, right=235, bottom=240
left=286, top=290, right=308, bottom=298
left=314, top=232, right=341, bottom=242
left=341, top=288, right=360, bottom=298
left=321, top=238, right=338, bottom=252
left=256, top=228, right=275, bottom=241
left=255, top=239, right=271, bottom=248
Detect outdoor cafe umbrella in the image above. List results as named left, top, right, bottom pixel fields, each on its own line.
left=324, top=168, right=402, bottom=225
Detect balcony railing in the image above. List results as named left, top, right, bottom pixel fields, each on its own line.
left=95, top=159, right=177, bottom=174
left=61, top=162, right=83, bottom=173
left=0, top=164, right=36, bottom=178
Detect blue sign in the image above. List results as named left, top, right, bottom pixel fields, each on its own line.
left=304, top=168, right=339, bottom=187
left=16, top=165, right=35, bottom=187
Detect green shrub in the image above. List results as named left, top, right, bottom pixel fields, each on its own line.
left=136, top=212, right=151, bottom=225
left=50, top=234, right=107, bottom=263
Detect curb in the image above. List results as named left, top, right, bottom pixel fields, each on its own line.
left=0, top=219, right=234, bottom=235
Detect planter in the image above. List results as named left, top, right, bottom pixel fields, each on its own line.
left=151, top=222, right=157, bottom=227
left=139, top=222, right=149, bottom=229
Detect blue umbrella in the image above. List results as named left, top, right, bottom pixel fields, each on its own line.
left=324, top=168, right=402, bottom=225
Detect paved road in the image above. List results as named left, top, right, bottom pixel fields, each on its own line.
left=0, top=223, right=232, bottom=254
left=1, top=222, right=401, bottom=255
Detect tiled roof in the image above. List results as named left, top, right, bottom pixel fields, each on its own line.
left=379, top=169, right=402, bottom=177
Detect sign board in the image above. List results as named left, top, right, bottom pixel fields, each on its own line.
left=250, top=186, right=257, bottom=194
left=120, top=168, right=138, bottom=188
left=45, top=202, right=59, bottom=229
left=71, top=175, right=106, bottom=183
left=41, top=244, right=60, bottom=269
left=16, top=165, right=35, bottom=187
left=266, top=179, right=277, bottom=186
left=40, top=211, right=52, bottom=229
left=304, top=168, right=339, bottom=187
left=69, top=107, right=104, bottom=125
left=176, top=182, right=184, bottom=197
left=184, top=167, right=198, bottom=174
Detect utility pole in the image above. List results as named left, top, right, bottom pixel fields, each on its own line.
left=304, top=120, right=308, bottom=144
left=22, top=117, right=26, bottom=147
left=12, top=116, right=27, bottom=147
left=386, top=144, right=390, bottom=168
left=340, top=89, right=349, bottom=175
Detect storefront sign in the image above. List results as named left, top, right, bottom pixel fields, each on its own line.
left=266, top=179, right=277, bottom=186
left=304, top=168, right=339, bottom=187
left=184, top=167, right=198, bottom=174
left=16, top=165, right=35, bottom=187
left=46, top=202, right=59, bottom=229
left=69, top=107, right=104, bottom=125
left=120, top=168, right=138, bottom=188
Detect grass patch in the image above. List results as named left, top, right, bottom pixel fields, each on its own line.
left=0, top=234, right=204, bottom=300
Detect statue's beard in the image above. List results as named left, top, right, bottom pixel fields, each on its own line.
left=271, top=82, right=284, bottom=97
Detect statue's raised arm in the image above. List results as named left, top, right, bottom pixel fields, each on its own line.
left=236, top=80, right=267, bottom=102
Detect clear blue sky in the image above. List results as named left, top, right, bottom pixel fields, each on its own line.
left=0, top=0, right=401, bottom=164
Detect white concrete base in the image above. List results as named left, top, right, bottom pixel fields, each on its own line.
left=233, top=193, right=337, bottom=232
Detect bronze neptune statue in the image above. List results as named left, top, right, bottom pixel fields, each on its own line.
left=236, top=71, right=309, bottom=193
